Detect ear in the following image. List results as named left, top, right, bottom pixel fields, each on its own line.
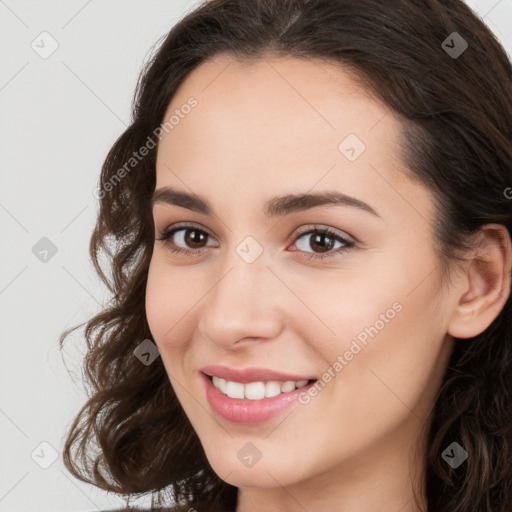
left=447, top=224, right=512, bottom=339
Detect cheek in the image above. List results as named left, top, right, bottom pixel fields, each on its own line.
left=325, top=273, right=447, bottom=427
left=305, top=248, right=447, bottom=398
left=285, top=257, right=405, bottom=357
left=145, top=258, right=198, bottom=353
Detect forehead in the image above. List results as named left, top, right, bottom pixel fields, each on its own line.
left=154, top=54, right=426, bottom=222
left=158, top=54, right=394, bottom=159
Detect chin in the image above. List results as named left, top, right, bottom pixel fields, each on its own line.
left=216, top=465, right=295, bottom=489
left=204, top=448, right=308, bottom=489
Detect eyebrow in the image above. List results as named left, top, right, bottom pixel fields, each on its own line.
left=151, top=186, right=381, bottom=218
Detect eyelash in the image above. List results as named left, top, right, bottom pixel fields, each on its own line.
left=155, top=223, right=355, bottom=261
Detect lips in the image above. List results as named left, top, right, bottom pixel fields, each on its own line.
left=200, top=365, right=317, bottom=425
left=201, top=372, right=318, bottom=424
left=200, top=365, right=317, bottom=384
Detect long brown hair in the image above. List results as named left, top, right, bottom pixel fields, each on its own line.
left=59, top=1, right=512, bottom=510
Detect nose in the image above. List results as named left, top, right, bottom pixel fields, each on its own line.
left=197, top=251, right=285, bottom=350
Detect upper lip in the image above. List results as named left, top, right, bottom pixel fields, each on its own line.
left=200, top=365, right=317, bottom=384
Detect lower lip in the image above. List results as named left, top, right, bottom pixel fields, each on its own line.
left=201, top=372, right=317, bottom=424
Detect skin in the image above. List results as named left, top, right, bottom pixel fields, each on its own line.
left=145, top=54, right=511, bottom=512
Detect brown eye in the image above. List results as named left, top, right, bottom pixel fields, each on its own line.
left=308, top=231, right=336, bottom=253
left=156, top=223, right=355, bottom=261
left=182, top=228, right=208, bottom=248
left=156, top=225, right=217, bottom=256
left=291, top=226, right=355, bottom=260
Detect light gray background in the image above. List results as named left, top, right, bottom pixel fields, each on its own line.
left=0, top=1, right=511, bottom=511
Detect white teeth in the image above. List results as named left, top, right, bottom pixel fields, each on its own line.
left=212, top=375, right=227, bottom=394
left=264, top=381, right=282, bottom=398
left=211, top=376, right=311, bottom=400
left=225, top=380, right=244, bottom=399
left=280, top=381, right=296, bottom=393
left=245, top=381, right=266, bottom=400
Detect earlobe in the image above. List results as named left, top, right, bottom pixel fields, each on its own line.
left=447, top=224, right=512, bottom=339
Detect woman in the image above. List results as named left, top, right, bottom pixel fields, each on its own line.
left=59, top=0, right=512, bottom=511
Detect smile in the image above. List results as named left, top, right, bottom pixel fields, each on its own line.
left=211, top=375, right=313, bottom=400
left=201, top=372, right=318, bottom=424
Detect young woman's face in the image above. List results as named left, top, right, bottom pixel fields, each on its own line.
left=146, top=55, right=458, bottom=500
